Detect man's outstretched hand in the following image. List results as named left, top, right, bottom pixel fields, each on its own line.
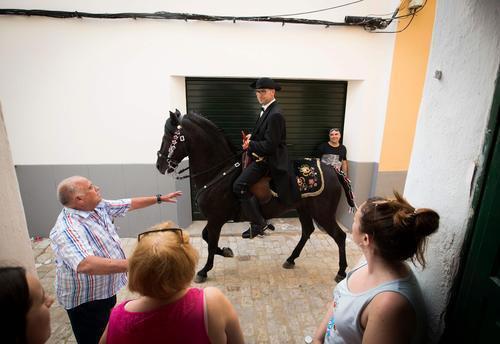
left=161, top=191, right=183, bottom=203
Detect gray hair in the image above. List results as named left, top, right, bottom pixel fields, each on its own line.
left=57, top=176, right=86, bottom=206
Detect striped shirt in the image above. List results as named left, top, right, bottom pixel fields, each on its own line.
left=50, top=199, right=131, bottom=309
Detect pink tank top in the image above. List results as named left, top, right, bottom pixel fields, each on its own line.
left=106, top=288, right=210, bottom=344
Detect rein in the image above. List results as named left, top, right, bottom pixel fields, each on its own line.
left=194, top=161, right=241, bottom=201
left=177, top=152, right=242, bottom=180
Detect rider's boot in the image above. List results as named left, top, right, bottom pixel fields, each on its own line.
left=240, top=196, right=268, bottom=239
left=242, top=221, right=274, bottom=238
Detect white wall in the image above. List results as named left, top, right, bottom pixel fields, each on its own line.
left=0, top=104, right=36, bottom=273
left=405, top=0, right=500, bottom=339
left=0, top=0, right=398, bottom=165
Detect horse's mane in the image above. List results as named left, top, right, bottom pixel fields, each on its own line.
left=183, top=112, right=238, bottom=154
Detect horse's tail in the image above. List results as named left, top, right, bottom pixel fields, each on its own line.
left=334, top=168, right=356, bottom=210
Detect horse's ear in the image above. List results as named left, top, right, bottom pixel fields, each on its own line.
left=175, top=109, right=182, bottom=116
left=169, top=111, right=179, bottom=125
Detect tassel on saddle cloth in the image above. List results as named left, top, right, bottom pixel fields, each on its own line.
left=334, top=166, right=356, bottom=212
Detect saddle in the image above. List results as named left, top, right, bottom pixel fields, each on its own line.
left=242, top=152, right=274, bottom=203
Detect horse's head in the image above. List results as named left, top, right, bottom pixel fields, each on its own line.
left=156, top=109, right=188, bottom=174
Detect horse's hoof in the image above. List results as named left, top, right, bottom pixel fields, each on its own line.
left=282, top=260, right=295, bottom=269
left=194, top=274, right=207, bottom=283
left=334, top=273, right=346, bottom=283
left=267, top=224, right=275, bottom=231
left=222, top=247, right=234, bottom=257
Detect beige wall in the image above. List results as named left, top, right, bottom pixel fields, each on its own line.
left=376, top=0, right=436, bottom=195
left=380, top=0, right=436, bottom=171
left=0, top=103, right=35, bottom=273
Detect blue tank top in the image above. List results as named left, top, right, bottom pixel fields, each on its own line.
left=324, top=261, right=425, bottom=344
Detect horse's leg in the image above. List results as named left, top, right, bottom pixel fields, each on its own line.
left=202, top=226, right=209, bottom=242
left=195, top=220, right=225, bottom=283
left=320, top=220, right=347, bottom=282
left=283, top=208, right=315, bottom=269
left=202, top=225, right=233, bottom=258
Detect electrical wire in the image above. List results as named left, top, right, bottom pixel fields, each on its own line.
left=368, top=12, right=415, bottom=33
left=360, top=0, right=426, bottom=25
left=266, top=0, right=364, bottom=18
left=365, top=0, right=409, bottom=17
left=0, top=0, right=427, bottom=33
left=0, top=1, right=365, bottom=24
left=390, top=0, right=427, bottom=20
left=0, top=8, right=359, bottom=27
left=344, top=0, right=414, bottom=31
left=368, top=0, right=427, bottom=33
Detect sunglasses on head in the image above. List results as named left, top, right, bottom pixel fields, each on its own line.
left=137, top=227, right=184, bottom=242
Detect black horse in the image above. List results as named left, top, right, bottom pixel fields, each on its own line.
left=156, top=110, right=353, bottom=283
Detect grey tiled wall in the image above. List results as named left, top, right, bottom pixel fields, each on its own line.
left=15, top=160, right=380, bottom=238
left=15, top=162, right=192, bottom=238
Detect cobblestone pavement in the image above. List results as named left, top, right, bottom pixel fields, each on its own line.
left=33, top=219, right=362, bottom=344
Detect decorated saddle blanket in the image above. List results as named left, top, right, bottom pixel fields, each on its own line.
left=293, top=159, right=356, bottom=208
left=293, top=158, right=325, bottom=198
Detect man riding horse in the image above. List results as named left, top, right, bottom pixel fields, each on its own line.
left=233, top=77, right=296, bottom=239
left=156, top=106, right=354, bottom=282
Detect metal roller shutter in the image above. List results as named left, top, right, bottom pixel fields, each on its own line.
left=186, top=77, right=347, bottom=219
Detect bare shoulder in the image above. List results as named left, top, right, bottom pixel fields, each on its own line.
left=204, top=287, right=244, bottom=344
left=204, top=287, right=228, bottom=309
left=364, top=292, right=416, bottom=343
left=204, top=286, right=224, bottom=299
left=370, top=291, right=414, bottom=316
left=204, top=287, right=234, bottom=326
left=371, top=292, right=415, bottom=333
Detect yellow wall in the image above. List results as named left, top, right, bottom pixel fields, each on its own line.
left=379, top=0, right=436, bottom=171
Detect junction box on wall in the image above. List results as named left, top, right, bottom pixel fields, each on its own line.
left=409, top=0, right=424, bottom=11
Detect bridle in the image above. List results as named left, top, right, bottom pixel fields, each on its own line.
left=157, top=125, right=188, bottom=178
left=157, top=123, right=243, bottom=182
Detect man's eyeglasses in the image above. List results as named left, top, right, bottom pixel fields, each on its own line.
left=137, top=227, right=184, bottom=242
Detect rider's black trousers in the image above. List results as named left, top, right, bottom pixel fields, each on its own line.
left=233, top=160, right=268, bottom=199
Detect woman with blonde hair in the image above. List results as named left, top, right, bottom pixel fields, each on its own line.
left=313, top=193, right=439, bottom=344
left=100, top=222, right=244, bottom=344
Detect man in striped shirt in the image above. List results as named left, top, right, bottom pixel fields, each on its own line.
left=50, top=176, right=181, bottom=344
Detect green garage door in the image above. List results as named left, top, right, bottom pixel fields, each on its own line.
left=186, top=77, right=347, bottom=219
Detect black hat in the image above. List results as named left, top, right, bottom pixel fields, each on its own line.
left=250, top=77, right=282, bottom=91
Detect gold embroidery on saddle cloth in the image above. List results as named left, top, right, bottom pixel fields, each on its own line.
left=269, top=158, right=325, bottom=199
left=296, top=158, right=325, bottom=198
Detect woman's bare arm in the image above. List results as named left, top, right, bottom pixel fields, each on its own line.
left=313, top=301, right=334, bottom=344
left=362, top=292, right=416, bottom=344
left=205, top=287, right=244, bottom=344
left=98, top=324, right=108, bottom=344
